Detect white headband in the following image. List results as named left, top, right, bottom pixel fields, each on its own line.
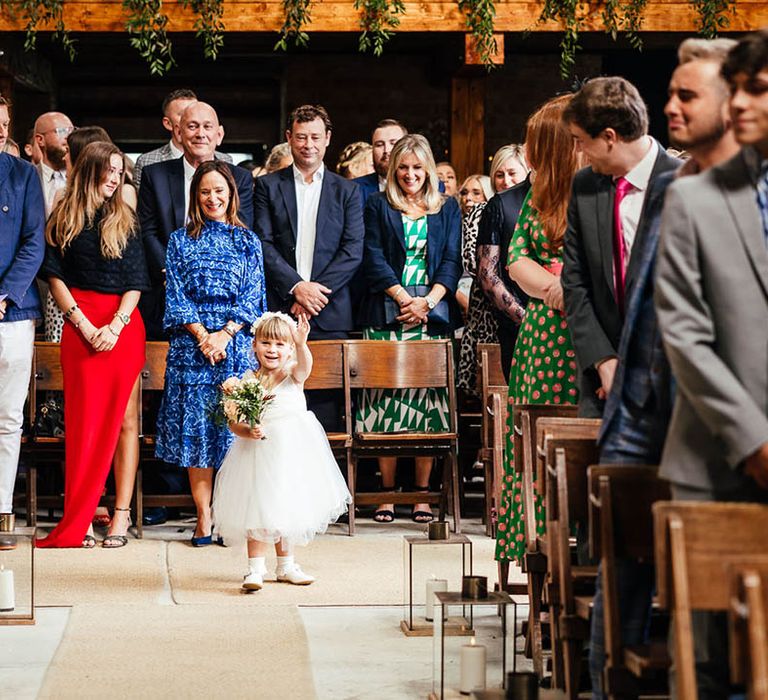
left=250, top=311, right=298, bottom=336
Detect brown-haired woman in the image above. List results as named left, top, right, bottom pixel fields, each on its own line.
left=154, top=160, right=266, bottom=546
left=37, top=141, right=150, bottom=548
left=495, top=95, right=582, bottom=566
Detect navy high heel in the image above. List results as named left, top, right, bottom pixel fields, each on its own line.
left=191, top=527, right=213, bottom=547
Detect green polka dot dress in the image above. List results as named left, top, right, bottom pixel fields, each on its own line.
left=495, top=192, right=579, bottom=564
left=356, top=214, right=450, bottom=433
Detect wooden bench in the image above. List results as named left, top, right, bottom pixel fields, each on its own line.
left=654, top=501, right=768, bottom=700
left=589, top=465, right=671, bottom=698
left=476, top=343, right=506, bottom=537
left=347, top=339, right=461, bottom=534
left=729, top=567, right=768, bottom=700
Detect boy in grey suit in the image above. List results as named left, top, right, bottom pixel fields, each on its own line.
left=655, top=29, right=768, bottom=698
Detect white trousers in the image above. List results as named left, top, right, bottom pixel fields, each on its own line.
left=0, top=320, right=35, bottom=513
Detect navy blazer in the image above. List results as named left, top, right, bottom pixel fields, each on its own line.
left=353, top=172, right=380, bottom=207
left=599, top=171, right=676, bottom=459
left=138, top=157, right=254, bottom=284
left=358, top=192, right=462, bottom=333
left=253, top=166, right=364, bottom=333
left=0, top=153, right=45, bottom=322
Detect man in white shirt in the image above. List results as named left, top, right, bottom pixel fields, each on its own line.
left=561, top=78, right=680, bottom=417
left=353, top=118, right=408, bottom=204
left=133, top=88, right=232, bottom=190
left=33, top=111, right=73, bottom=218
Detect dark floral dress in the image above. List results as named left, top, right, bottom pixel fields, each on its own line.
left=495, top=192, right=579, bottom=563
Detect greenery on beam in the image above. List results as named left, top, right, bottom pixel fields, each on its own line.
left=354, top=0, right=406, bottom=56
left=0, top=0, right=76, bottom=60
left=275, top=0, right=313, bottom=51
left=181, top=0, right=225, bottom=60
left=123, top=0, right=175, bottom=76
left=457, top=0, right=498, bottom=69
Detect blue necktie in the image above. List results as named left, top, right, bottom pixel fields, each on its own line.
left=757, top=164, right=768, bottom=248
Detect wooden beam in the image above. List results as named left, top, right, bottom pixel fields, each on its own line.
left=465, top=33, right=505, bottom=66
left=450, top=75, right=485, bottom=184
left=1, top=1, right=767, bottom=33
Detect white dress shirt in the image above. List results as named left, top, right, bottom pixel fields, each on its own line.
left=616, top=136, right=658, bottom=268
left=183, top=157, right=197, bottom=223
left=169, top=140, right=183, bottom=159
left=40, top=161, right=67, bottom=218
left=378, top=175, right=386, bottom=192
left=293, top=163, right=324, bottom=281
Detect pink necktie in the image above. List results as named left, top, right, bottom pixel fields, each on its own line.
left=613, top=177, right=632, bottom=315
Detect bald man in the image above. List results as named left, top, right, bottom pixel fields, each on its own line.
left=33, top=111, right=73, bottom=217
left=137, top=101, right=254, bottom=340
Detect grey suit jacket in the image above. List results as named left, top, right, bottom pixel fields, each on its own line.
left=655, top=148, right=768, bottom=493
left=133, top=142, right=232, bottom=190
left=562, top=143, right=679, bottom=417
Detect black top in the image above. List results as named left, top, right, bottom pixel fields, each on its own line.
left=41, top=211, right=151, bottom=294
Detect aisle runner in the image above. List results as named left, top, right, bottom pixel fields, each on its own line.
left=39, top=604, right=316, bottom=699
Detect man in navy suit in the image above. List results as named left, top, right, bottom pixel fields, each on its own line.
left=254, top=105, right=364, bottom=431
left=354, top=118, right=408, bottom=204
left=589, top=40, right=739, bottom=699
left=254, top=104, right=364, bottom=339
left=138, top=101, right=253, bottom=340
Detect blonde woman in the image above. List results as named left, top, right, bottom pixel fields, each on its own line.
left=336, top=141, right=374, bottom=179
left=37, top=141, right=150, bottom=548
left=490, top=143, right=529, bottom=192
left=357, top=134, right=461, bottom=522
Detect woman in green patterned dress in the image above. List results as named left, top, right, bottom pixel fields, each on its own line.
left=356, top=134, right=462, bottom=522
left=495, top=95, right=583, bottom=564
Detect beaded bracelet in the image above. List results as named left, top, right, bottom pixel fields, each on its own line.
left=64, top=304, right=79, bottom=320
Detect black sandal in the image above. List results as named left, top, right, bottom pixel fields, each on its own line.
left=81, top=535, right=97, bottom=549
left=373, top=485, right=396, bottom=523
left=411, top=487, right=434, bottom=523
left=103, top=507, right=131, bottom=548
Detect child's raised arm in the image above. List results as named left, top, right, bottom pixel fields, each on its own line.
left=291, top=313, right=313, bottom=383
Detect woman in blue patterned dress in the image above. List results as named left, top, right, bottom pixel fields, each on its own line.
left=155, top=161, right=266, bottom=546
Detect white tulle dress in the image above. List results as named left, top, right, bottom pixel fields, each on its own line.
left=213, top=374, right=352, bottom=546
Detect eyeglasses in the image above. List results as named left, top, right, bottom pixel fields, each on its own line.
left=38, top=126, right=75, bottom=138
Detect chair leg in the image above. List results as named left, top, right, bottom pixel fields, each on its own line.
left=450, top=448, right=461, bottom=534
left=134, top=463, right=143, bottom=539
left=527, top=568, right=546, bottom=677
left=562, top=637, right=584, bottom=700
left=439, top=454, right=449, bottom=523
left=347, top=451, right=356, bottom=536
left=483, top=453, right=494, bottom=537
left=498, top=560, right=509, bottom=592
left=28, top=465, right=37, bottom=527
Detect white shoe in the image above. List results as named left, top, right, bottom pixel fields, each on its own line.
left=242, top=570, right=264, bottom=591
left=276, top=565, right=315, bottom=586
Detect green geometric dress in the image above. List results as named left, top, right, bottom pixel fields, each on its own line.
left=495, top=193, right=580, bottom=564
left=356, top=214, right=450, bottom=433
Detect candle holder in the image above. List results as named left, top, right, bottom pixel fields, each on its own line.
left=401, top=533, right=474, bottom=637
left=429, top=591, right=515, bottom=699
left=0, top=526, right=36, bottom=626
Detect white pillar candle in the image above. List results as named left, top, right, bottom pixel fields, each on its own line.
left=0, top=566, right=14, bottom=612
left=425, top=576, right=447, bottom=622
left=459, top=637, right=487, bottom=694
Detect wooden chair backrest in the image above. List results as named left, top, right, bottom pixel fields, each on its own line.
left=512, top=403, right=579, bottom=475
left=141, top=341, right=168, bottom=391
left=305, top=340, right=351, bottom=436
left=551, top=443, right=600, bottom=615
left=536, top=416, right=601, bottom=494
left=33, top=342, right=64, bottom=392
left=730, top=567, right=768, bottom=700
left=654, top=501, right=768, bottom=700
left=477, top=343, right=505, bottom=391
left=588, top=465, right=670, bottom=561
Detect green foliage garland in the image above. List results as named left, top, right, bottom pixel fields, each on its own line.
left=0, top=0, right=76, bottom=60
left=457, top=0, right=498, bottom=69
left=123, top=0, right=175, bottom=76
left=181, top=0, right=225, bottom=60
left=691, top=0, right=733, bottom=37
left=275, top=0, right=313, bottom=51
left=538, top=0, right=581, bottom=79
left=354, top=0, right=405, bottom=56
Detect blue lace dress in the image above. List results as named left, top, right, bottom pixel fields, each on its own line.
left=155, top=220, right=267, bottom=469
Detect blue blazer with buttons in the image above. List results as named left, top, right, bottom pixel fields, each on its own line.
left=358, top=191, right=462, bottom=334
left=253, top=165, right=364, bottom=333
left=0, top=153, right=45, bottom=323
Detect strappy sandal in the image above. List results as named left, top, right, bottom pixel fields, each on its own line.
left=411, top=487, right=434, bottom=523
left=103, top=507, right=130, bottom=548
left=81, top=535, right=97, bottom=549
left=373, top=485, right=396, bottom=523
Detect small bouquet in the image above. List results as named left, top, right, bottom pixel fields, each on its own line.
left=218, top=373, right=275, bottom=428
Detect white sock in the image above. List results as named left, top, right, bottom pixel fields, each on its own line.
left=276, top=555, right=294, bottom=573
left=248, top=557, right=267, bottom=574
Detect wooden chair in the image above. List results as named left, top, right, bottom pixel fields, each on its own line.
left=654, top=501, right=768, bottom=700
left=347, top=339, right=460, bottom=534
left=21, top=342, right=65, bottom=526
left=476, top=342, right=506, bottom=537
left=729, top=567, right=768, bottom=700
left=546, top=441, right=600, bottom=697
left=303, top=340, right=353, bottom=534
left=588, top=465, right=671, bottom=699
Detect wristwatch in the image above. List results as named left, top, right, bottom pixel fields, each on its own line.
left=114, top=311, right=131, bottom=326
left=222, top=320, right=239, bottom=338
left=424, top=295, right=437, bottom=311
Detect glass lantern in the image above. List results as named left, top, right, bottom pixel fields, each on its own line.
left=401, top=533, right=473, bottom=637
left=430, top=591, right=514, bottom=699
left=0, top=526, right=36, bottom=626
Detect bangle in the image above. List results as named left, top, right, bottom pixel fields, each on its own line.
left=64, top=304, right=79, bottom=319
left=393, top=287, right=406, bottom=300
left=107, top=325, right=120, bottom=338
left=222, top=321, right=238, bottom=338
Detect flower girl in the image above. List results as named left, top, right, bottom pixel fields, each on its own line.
left=213, top=311, right=352, bottom=591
